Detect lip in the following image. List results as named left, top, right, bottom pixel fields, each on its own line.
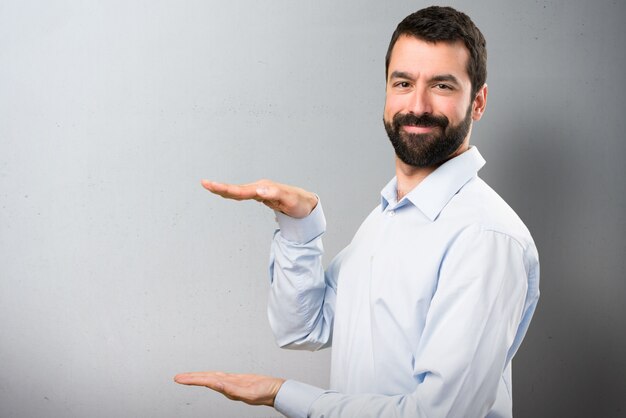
left=402, top=125, right=437, bottom=134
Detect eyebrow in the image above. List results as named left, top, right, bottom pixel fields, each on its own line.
left=429, top=74, right=461, bottom=86
left=389, top=71, right=415, bottom=81
left=389, top=71, right=461, bottom=86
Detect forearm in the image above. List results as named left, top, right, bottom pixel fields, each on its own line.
left=267, top=202, right=335, bottom=350
left=274, top=380, right=421, bottom=418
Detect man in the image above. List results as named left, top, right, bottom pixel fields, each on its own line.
left=175, top=6, right=540, bottom=417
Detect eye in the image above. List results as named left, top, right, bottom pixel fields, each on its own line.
left=435, top=83, right=452, bottom=90
left=393, top=81, right=411, bottom=89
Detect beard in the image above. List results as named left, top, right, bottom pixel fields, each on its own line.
left=384, top=105, right=473, bottom=168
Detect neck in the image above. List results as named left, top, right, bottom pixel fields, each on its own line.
left=395, top=142, right=470, bottom=200
left=395, top=160, right=435, bottom=200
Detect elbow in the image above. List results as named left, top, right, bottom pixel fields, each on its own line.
left=268, top=309, right=330, bottom=351
left=273, top=332, right=329, bottom=351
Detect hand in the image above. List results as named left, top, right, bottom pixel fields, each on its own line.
left=174, top=371, right=285, bottom=407
left=201, top=179, right=318, bottom=219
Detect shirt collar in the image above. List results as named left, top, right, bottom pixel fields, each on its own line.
left=380, top=146, right=486, bottom=220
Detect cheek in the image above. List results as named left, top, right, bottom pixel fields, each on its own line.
left=439, top=99, right=469, bottom=124
left=384, top=95, right=405, bottom=119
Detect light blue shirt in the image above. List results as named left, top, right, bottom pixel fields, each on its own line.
left=269, top=147, right=540, bottom=418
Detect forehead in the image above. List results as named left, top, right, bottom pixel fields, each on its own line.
left=388, top=35, right=470, bottom=82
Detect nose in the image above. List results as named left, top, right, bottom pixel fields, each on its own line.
left=408, top=88, right=433, bottom=115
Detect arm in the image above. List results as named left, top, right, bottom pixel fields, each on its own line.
left=177, top=183, right=538, bottom=417
left=274, top=226, right=539, bottom=417
left=176, top=227, right=538, bottom=417
left=174, top=178, right=333, bottom=409
left=200, top=178, right=337, bottom=349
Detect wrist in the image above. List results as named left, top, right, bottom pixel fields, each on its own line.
left=268, top=378, right=286, bottom=407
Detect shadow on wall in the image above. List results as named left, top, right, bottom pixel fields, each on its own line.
left=494, top=104, right=626, bottom=417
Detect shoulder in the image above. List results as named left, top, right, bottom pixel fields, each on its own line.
left=439, top=182, right=540, bottom=291
left=442, top=176, right=536, bottom=254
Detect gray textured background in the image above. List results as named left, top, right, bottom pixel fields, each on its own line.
left=1, top=1, right=624, bottom=417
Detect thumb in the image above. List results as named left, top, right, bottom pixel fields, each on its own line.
left=256, top=185, right=269, bottom=197
left=255, top=184, right=281, bottom=201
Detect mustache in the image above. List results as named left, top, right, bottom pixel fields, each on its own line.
left=393, top=113, right=449, bottom=129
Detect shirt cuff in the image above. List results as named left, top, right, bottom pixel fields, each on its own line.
left=274, top=198, right=326, bottom=244
left=274, top=380, right=325, bottom=418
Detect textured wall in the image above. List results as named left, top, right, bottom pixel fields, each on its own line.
left=0, top=1, right=624, bottom=417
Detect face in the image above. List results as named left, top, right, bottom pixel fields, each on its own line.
left=383, top=35, right=487, bottom=167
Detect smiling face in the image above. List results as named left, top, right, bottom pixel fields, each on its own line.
left=383, top=35, right=487, bottom=168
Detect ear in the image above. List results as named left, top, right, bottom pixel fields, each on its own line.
left=471, top=84, right=488, bottom=121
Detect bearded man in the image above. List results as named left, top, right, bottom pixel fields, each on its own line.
left=176, top=6, right=540, bottom=418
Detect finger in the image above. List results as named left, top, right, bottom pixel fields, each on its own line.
left=255, top=185, right=285, bottom=210
left=254, top=183, right=281, bottom=201
left=174, top=372, right=225, bottom=391
left=174, top=372, right=247, bottom=401
left=200, top=180, right=260, bottom=201
left=174, top=371, right=226, bottom=381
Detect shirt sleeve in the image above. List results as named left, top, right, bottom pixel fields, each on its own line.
left=267, top=200, right=338, bottom=350
left=274, top=225, right=539, bottom=418
left=274, top=380, right=325, bottom=418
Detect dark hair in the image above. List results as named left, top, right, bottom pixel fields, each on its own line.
left=385, top=6, right=487, bottom=99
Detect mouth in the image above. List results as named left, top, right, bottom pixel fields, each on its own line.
left=401, top=124, right=438, bottom=134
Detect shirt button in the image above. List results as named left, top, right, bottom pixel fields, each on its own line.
left=389, top=210, right=395, bottom=217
